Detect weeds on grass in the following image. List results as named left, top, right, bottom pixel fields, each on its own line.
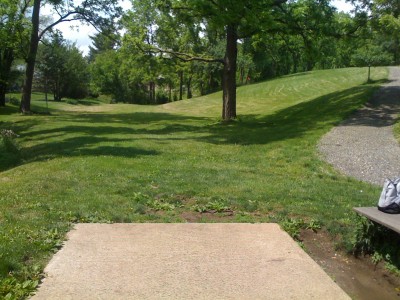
left=0, top=275, right=39, bottom=299
left=280, top=218, right=322, bottom=239
left=192, top=198, right=232, bottom=213
left=1, top=129, right=19, bottom=152
left=281, top=218, right=306, bottom=239
left=0, top=129, right=21, bottom=170
left=351, top=215, right=400, bottom=275
left=147, top=200, right=177, bottom=211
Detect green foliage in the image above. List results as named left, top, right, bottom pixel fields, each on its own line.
left=192, top=198, right=232, bottom=213
left=65, top=99, right=78, bottom=105
left=0, top=0, right=30, bottom=106
left=0, top=276, right=39, bottom=299
left=351, top=44, right=393, bottom=67
left=306, top=219, right=322, bottom=232
left=147, top=200, right=177, bottom=211
left=371, top=251, right=383, bottom=265
left=280, top=218, right=306, bottom=239
left=350, top=215, right=400, bottom=274
left=36, top=31, right=90, bottom=101
left=8, top=97, right=20, bottom=106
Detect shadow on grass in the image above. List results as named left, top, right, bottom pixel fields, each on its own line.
left=340, top=83, right=400, bottom=127
left=200, top=84, right=382, bottom=145
left=1, top=83, right=382, bottom=171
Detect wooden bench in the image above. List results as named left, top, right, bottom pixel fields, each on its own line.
left=353, top=207, right=400, bottom=234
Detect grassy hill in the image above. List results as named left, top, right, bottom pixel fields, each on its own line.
left=0, top=67, right=388, bottom=297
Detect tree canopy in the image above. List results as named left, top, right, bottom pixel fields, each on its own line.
left=0, top=0, right=397, bottom=119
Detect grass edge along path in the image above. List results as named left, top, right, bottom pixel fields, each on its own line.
left=0, top=67, right=389, bottom=298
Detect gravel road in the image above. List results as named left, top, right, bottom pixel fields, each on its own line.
left=318, top=67, right=400, bottom=186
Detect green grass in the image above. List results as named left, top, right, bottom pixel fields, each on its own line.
left=0, top=67, right=388, bottom=297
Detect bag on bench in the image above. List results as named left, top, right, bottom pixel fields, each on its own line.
left=378, top=177, right=400, bottom=214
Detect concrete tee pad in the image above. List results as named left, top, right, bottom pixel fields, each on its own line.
left=31, top=223, right=350, bottom=300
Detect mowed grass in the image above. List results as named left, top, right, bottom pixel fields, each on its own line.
left=0, top=67, right=387, bottom=293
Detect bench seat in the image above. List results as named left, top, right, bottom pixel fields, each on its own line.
left=353, top=207, right=400, bottom=234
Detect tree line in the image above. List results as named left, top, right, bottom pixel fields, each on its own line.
left=0, top=0, right=398, bottom=120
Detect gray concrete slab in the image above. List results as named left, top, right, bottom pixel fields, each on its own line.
left=31, top=223, right=350, bottom=300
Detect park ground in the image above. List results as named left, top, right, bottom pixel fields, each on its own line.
left=1, top=67, right=400, bottom=298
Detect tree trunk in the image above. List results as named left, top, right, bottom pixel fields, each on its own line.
left=179, top=71, right=183, bottom=100
left=367, top=65, right=371, bottom=83
left=149, top=82, right=153, bottom=103
left=187, top=76, right=192, bottom=99
left=20, top=0, right=41, bottom=113
left=222, top=24, right=238, bottom=121
left=168, top=83, right=172, bottom=102
left=0, top=48, right=15, bottom=107
left=152, top=82, right=156, bottom=103
left=0, top=85, right=6, bottom=107
left=240, top=67, right=244, bottom=84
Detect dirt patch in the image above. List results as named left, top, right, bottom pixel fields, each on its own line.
left=300, top=229, right=400, bottom=300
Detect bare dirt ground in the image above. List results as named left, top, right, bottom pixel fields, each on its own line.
left=300, top=229, right=400, bottom=300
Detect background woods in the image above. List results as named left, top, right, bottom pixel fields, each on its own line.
left=0, top=0, right=397, bottom=119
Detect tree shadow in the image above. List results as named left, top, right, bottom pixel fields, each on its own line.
left=5, top=113, right=208, bottom=170
left=1, top=83, right=383, bottom=171
left=22, top=136, right=159, bottom=163
left=341, top=84, right=400, bottom=127
left=199, top=84, right=381, bottom=145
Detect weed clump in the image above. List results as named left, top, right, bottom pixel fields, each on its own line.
left=0, top=129, right=21, bottom=170
left=350, top=216, right=400, bottom=275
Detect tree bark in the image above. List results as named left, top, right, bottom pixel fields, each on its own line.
left=168, top=83, right=172, bottom=102
left=0, top=48, right=14, bottom=107
left=222, top=24, right=238, bottom=121
left=0, top=85, right=6, bottom=107
left=179, top=70, right=183, bottom=100
left=187, top=76, right=192, bottom=99
left=20, top=0, right=41, bottom=113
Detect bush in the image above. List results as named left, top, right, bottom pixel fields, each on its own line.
left=350, top=215, right=400, bottom=273
left=156, top=92, right=169, bottom=104
left=65, top=99, right=78, bottom=105
left=0, top=129, right=21, bottom=170
left=1, top=130, right=19, bottom=151
left=9, top=97, right=20, bottom=106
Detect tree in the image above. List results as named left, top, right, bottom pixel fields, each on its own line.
left=0, top=0, right=29, bottom=106
left=124, top=0, right=287, bottom=121
left=88, top=24, right=121, bottom=62
left=36, top=31, right=89, bottom=101
left=352, top=0, right=400, bottom=64
left=352, top=42, right=393, bottom=82
left=20, top=0, right=122, bottom=113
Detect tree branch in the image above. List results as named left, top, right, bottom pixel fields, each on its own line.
left=137, top=43, right=224, bottom=64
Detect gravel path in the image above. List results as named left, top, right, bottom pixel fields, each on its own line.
left=318, top=67, right=400, bottom=186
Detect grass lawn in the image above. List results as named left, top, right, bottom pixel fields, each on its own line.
left=0, top=67, right=388, bottom=297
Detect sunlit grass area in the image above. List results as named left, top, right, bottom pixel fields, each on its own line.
left=0, top=67, right=388, bottom=297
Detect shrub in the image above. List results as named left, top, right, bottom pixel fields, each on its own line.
left=0, top=129, right=21, bottom=170
left=9, top=97, right=20, bottom=106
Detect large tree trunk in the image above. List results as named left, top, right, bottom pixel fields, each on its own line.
left=222, top=24, right=238, bottom=121
left=0, top=48, right=15, bottom=107
left=20, top=0, right=41, bottom=113
left=0, top=85, right=6, bottom=107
